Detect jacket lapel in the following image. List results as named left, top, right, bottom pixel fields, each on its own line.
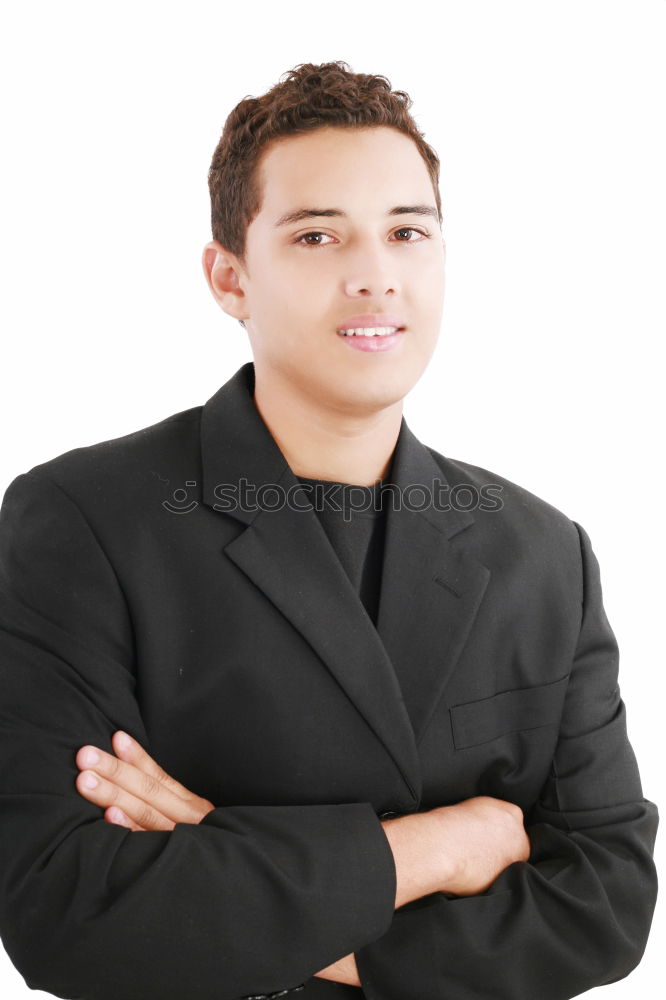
left=375, top=422, right=491, bottom=747
left=200, top=363, right=490, bottom=803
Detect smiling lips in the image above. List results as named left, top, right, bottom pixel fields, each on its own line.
left=336, top=313, right=406, bottom=352
left=337, top=312, right=405, bottom=333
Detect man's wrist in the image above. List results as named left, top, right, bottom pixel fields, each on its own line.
left=380, top=809, right=447, bottom=908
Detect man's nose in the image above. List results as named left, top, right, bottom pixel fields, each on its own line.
left=341, top=243, right=401, bottom=297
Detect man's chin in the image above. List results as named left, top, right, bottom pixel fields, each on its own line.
left=259, top=359, right=415, bottom=417
left=323, top=380, right=413, bottom=418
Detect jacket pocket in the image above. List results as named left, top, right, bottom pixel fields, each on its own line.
left=450, top=674, right=569, bottom=750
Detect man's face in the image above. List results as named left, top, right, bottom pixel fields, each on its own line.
left=217, top=125, right=446, bottom=416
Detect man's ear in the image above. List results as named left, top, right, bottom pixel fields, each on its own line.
left=201, top=241, right=249, bottom=323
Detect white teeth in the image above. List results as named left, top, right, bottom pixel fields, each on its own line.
left=337, top=326, right=400, bottom=337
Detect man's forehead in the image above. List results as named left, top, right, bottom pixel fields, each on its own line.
left=255, top=128, right=437, bottom=226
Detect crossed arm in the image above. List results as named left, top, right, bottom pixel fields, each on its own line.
left=74, top=730, right=360, bottom=985
left=74, top=730, right=532, bottom=989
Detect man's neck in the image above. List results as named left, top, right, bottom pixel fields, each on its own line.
left=252, top=375, right=403, bottom=487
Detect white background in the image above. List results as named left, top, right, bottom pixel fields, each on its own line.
left=1, top=1, right=664, bottom=996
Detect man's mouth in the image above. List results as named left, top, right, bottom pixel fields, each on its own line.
left=336, top=326, right=403, bottom=337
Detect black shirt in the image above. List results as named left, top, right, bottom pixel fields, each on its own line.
left=295, top=474, right=389, bottom=627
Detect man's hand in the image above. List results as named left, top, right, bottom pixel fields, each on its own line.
left=380, top=796, right=531, bottom=909
left=75, top=730, right=215, bottom=831
left=432, top=796, right=531, bottom=896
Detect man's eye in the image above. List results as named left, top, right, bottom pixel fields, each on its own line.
left=295, top=232, right=334, bottom=246
left=392, top=227, right=427, bottom=242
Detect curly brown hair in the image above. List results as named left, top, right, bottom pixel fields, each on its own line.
left=207, top=60, right=442, bottom=269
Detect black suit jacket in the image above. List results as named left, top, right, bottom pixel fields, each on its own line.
left=0, top=361, right=658, bottom=1000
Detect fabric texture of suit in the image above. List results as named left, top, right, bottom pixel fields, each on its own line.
left=0, top=360, right=658, bottom=1000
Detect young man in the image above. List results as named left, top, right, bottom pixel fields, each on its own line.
left=0, top=61, right=658, bottom=1000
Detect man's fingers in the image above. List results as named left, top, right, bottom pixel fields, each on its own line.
left=111, top=731, right=196, bottom=802
left=75, top=745, right=206, bottom=825
left=76, top=769, right=174, bottom=831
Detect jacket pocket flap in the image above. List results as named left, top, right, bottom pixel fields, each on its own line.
left=450, top=674, right=569, bottom=749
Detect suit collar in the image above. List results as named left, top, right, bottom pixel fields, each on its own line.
left=201, top=362, right=288, bottom=523
left=200, top=362, right=490, bottom=807
left=202, top=361, right=473, bottom=536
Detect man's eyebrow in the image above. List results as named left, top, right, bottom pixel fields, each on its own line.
left=273, top=204, right=440, bottom=228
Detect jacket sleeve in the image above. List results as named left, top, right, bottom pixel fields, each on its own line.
left=355, top=521, right=659, bottom=1000
left=0, top=471, right=397, bottom=1000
